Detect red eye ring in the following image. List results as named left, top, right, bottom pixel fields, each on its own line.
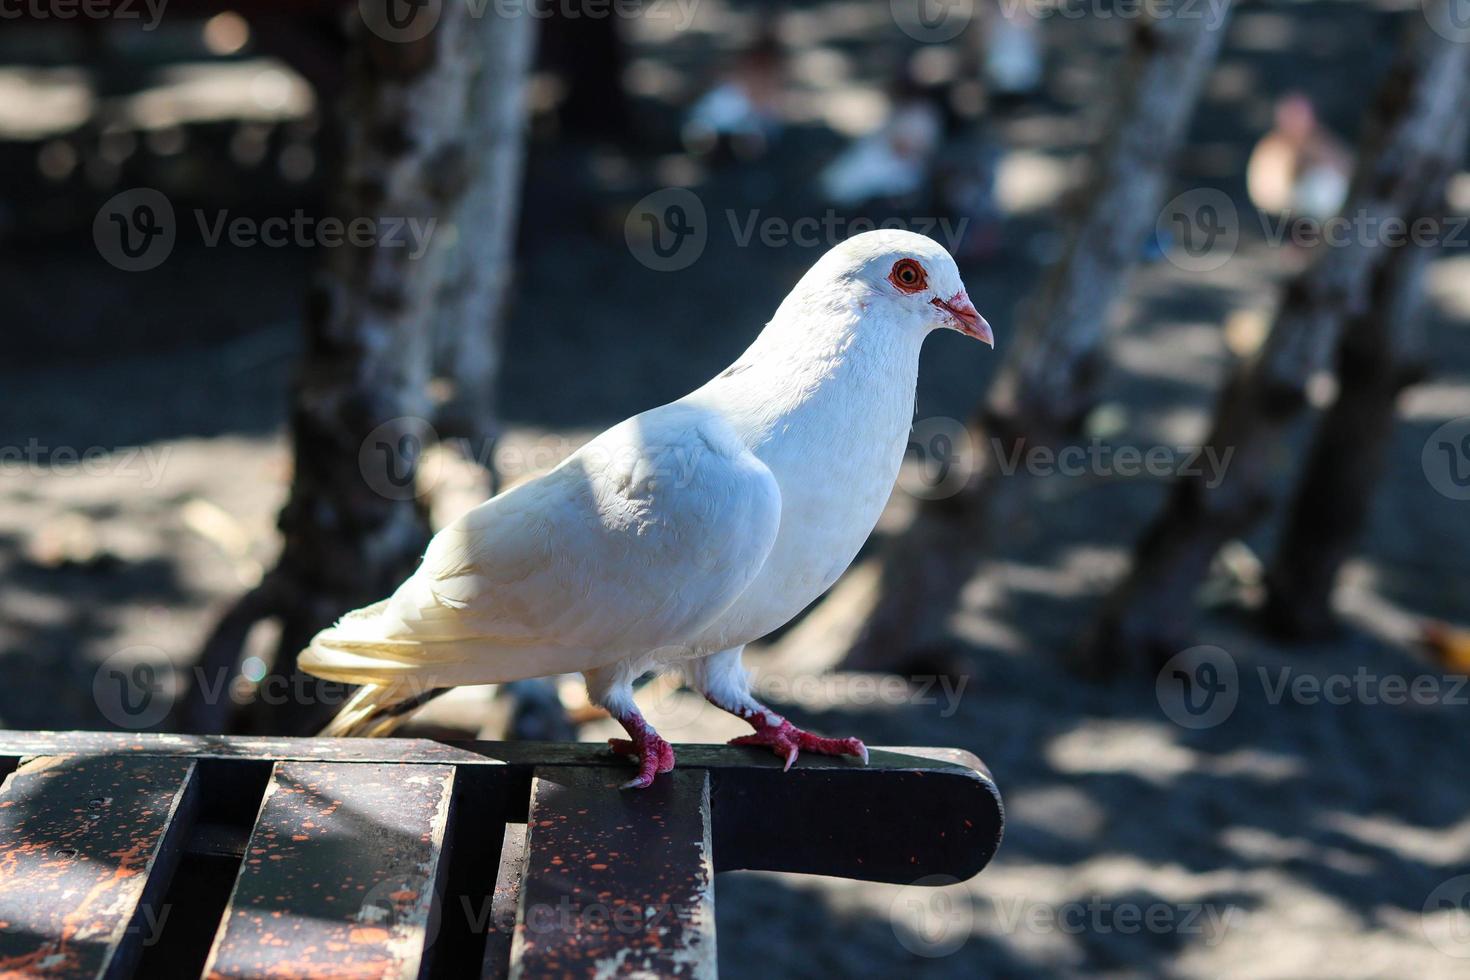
left=888, top=258, right=927, bottom=294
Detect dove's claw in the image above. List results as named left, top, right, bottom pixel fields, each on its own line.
left=608, top=720, right=675, bottom=789
left=729, top=719, right=867, bottom=769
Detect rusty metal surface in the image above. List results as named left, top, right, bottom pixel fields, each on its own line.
left=0, top=755, right=198, bottom=979
left=201, top=761, right=456, bottom=980
left=511, top=767, right=715, bottom=980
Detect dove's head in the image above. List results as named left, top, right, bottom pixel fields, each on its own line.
left=801, top=230, right=993, bottom=347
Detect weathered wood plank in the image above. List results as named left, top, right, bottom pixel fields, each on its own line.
left=0, top=735, right=1003, bottom=886
left=0, top=732, right=985, bottom=776
left=201, top=761, right=456, bottom=980
left=711, top=765, right=1003, bottom=884
left=0, top=755, right=198, bottom=979
left=510, top=767, right=715, bottom=979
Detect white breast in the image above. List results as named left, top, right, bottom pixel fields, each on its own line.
left=684, top=324, right=923, bottom=653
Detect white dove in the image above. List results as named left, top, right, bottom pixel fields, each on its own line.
left=302, top=230, right=993, bottom=788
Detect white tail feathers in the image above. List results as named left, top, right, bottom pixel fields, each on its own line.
left=317, top=681, right=443, bottom=738
left=299, top=599, right=467, bottom=686
left=304, top=602, right=446, bottom=737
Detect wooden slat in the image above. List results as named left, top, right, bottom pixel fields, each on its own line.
left=0, top=755, right=198, bottom=979
left=711, top=760, right=1004, bottom=884
left=510, top=767, right=715, bottom=980
left=0, top=735, right=1004, bottom=886
left=201, top=761, right=455, bottom=980
left=0, top=733, right=978, bottom=773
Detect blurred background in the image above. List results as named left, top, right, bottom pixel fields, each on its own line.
left=3, top=0, right=1470, bottom=975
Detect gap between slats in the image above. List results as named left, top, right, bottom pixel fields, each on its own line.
left=131, top=758, right=272, bottom=979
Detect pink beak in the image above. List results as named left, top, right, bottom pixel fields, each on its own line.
left=931, top=290, right=994, bottom=347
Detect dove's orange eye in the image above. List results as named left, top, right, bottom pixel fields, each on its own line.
left=889, top=258, right=927, bottom=294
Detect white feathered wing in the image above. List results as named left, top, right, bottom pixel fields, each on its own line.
left=301, top=403, right=782, bottom=728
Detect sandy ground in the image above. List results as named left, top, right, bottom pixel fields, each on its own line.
left=3, top=1, right=1470, bottom=976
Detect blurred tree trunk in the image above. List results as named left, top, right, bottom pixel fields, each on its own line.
left=184, top=4, right=537, bottom=735
left=785, top=7, right=1234, bottom=672
left=1263, top=117, right=1466, bottom=638
left=432, top=9, right=537, bottom=472
left=1077, top=14, right=1470, bottom=675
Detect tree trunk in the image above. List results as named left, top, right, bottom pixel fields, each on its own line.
left=793, top=8, right=1234, bottom=671
left=1076, top=12, right=1470, bottom=675
left=432, top=9, right=537, bottom=472
left=1263, top=116, right=1466, bottom=638
left=183, top=3, right=538, bottom=735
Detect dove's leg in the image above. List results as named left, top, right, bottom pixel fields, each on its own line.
left=688, top=648, right=868, bottom=771
left=585, top=662, right=675, bottom=790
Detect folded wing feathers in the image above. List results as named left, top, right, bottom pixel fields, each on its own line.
left=303, top=407, right=782, bottom=705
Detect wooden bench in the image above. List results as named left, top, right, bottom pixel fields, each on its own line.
left=0, top=732, right=1002, bottom=978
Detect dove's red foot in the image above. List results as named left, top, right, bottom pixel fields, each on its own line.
left=729, top=718, right=869, bottom=771
left=608, top=714, right=675, bottom=789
